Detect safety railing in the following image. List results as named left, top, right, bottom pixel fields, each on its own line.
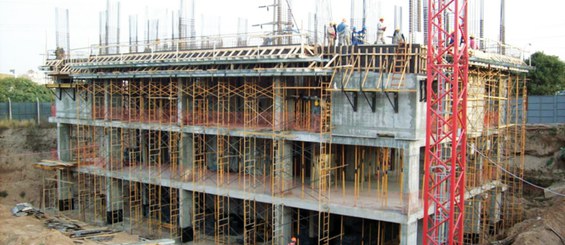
left=46, top=32, right=313, bottom=62
left=474, top=37, right=528, bottom=59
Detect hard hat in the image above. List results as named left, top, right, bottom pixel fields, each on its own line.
left=395, top=27, right=400, bottom=31
left=291, top=237, right=297, bottom=242
left=379, top=17, right=384, bottom=20
left=470, top=35, right=475, bottom=39
left=315, top=100, right=320, bottom=106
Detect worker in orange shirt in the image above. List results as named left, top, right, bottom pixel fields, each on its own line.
left=288, top=236, right=297, bottom=245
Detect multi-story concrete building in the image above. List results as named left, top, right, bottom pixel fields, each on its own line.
left=39, top=32, right=528, bottom=244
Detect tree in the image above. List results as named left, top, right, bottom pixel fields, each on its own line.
left=526, top=52, right=565, bottom=95
left=0, top=77, right=54, bottom=102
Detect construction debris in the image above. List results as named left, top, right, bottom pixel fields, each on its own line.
left=11, top=203, right=119, bottom=242
left=45, top=216, right=81, bottom=232
left=544, top=181, right=565, bottom=199
left=11, top=203, right=44, bottom=217
left=115, top=239, right=176, bottom=245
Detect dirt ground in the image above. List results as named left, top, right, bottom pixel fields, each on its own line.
left=0, top=126, right=139, bottom=245
left=0, top=127, right=55, bottom=206
left=494, top=124, right=565, bottom=245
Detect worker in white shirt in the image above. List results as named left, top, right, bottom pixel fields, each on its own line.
left=376, top=17, right=387, bottom=44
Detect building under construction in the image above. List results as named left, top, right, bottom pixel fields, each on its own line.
left=38, top=1, right=529, bottom=245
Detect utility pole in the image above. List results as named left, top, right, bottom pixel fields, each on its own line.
left=362, top=0, right=366, bottom=28
left=480, top=0, right=485, bottom=50
left=350, top=0, right=355, bottom=27
left=500, top=0, right=506, bottom=54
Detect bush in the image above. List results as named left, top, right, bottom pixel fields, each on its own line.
left=0, top=77, right=54, bottom=102
left=0, top=191, right=8, bottom=198
left=0, top=119, right=36, bottom=129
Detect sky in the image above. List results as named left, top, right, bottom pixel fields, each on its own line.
left=0, top=0, right=564, bottom=76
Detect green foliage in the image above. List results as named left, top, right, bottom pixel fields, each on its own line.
left=559, top=147, right=565, bottom=160
left=0, top=190, right=7, bottom=198
left=526, top=52, right=565, bottom=95
left=546, top=157, right=554, bottom=166
left=0, top=77, right=53, bottom=102
left=0, top=119, right=36, bottom=128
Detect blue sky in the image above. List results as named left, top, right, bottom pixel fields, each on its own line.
left=0, top=0, right=564, bottom=75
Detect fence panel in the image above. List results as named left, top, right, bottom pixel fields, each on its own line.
left=527, top=96, right=565, bottom=124
left=0, top=102, right=53, bottom=123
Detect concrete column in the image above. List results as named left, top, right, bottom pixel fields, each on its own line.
left=488, top=189, right=502, bottom=224
left=104, top=80, right=110, bottom=120
left=273, top=204, right=293, bottom=245
left=275, top=140, right=293, bottom=192
left=105, top=178, right=124, bottom=224
left=57, top=169, right=74, bottom=211
left=180, top=133, right=193, bottom=180
left=308, top=210, right=316, bottom=239
left=177, top=78, right=185, bottom=125
left=402, top=142, right=420, bottom=214
left=400, top=221, right=418, bottom=245
left=417, top=219, right=424, bottom=245
left=57, top=123, right=71, bottom=161
left=179, top=189, right=193, bottom=242
left=273, top=78, right=284, bottom=131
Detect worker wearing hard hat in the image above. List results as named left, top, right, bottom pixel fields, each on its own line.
left=376, top=17, right=387, bottom=44
left=392, top=27, right=406, bottom=44
left=313, top=99, right=321, bottom=115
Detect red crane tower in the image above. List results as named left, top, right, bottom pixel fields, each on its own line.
left=423, top=0, right=469, bottom=244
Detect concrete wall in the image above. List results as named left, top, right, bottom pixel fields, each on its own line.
left=55, top=88, right=91, bottom=119
left=331, top=73, right=426, bottom=140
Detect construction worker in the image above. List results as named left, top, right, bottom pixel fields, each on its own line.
left=352, top=26, right=367, bottom=46
left=344, top=23, right=352, bottom=46
left=469, top=35, right=478, bottom=49
left=327, top=22, right=336, bottom=47
left=288, top=236, right=297, bottom=245
left=358, top=26, right=367, bottom=44
left=392, top=28, right=405, bottom=44
left=313, top=99, right=321, bottom=115
left=376, top=17, right=386, bottom=44
left=336, top=18, right=349, bottom=46
left=54, top=47, right=65, bottom=59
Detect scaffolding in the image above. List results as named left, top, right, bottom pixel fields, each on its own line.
left=41, top=34, right=527, bottom=245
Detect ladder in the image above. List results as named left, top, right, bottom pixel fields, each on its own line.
left=243, top=80, right=258, bottom=245
left=272, top=141, right=285, bottom=195
left=272, top=203, right=284, bottom=245
left=318, top=78, right=332, bottom=245
left=169, top=187, right=179, bottom=238
left=129, top=181, right=142, bottom=233
left=193, top=134, right=206, bottom=182
left=244, top=82, right=258, bottom=127
left=218, top=83, right=229, bottom=126
left=217, top=135, right=227, bottom=186
left=215, top=195, right=229, bottom=244
left=243, top=198, right=256, bottom=245
left=148, top=184, right=161, bottom=238
left=243, top=137, right=256, bottom=187
left=192, top=191, right=206, bottom=243
left=192, top=133, right=206, bottom=243
left=388, top=42, right=412, bottom=89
